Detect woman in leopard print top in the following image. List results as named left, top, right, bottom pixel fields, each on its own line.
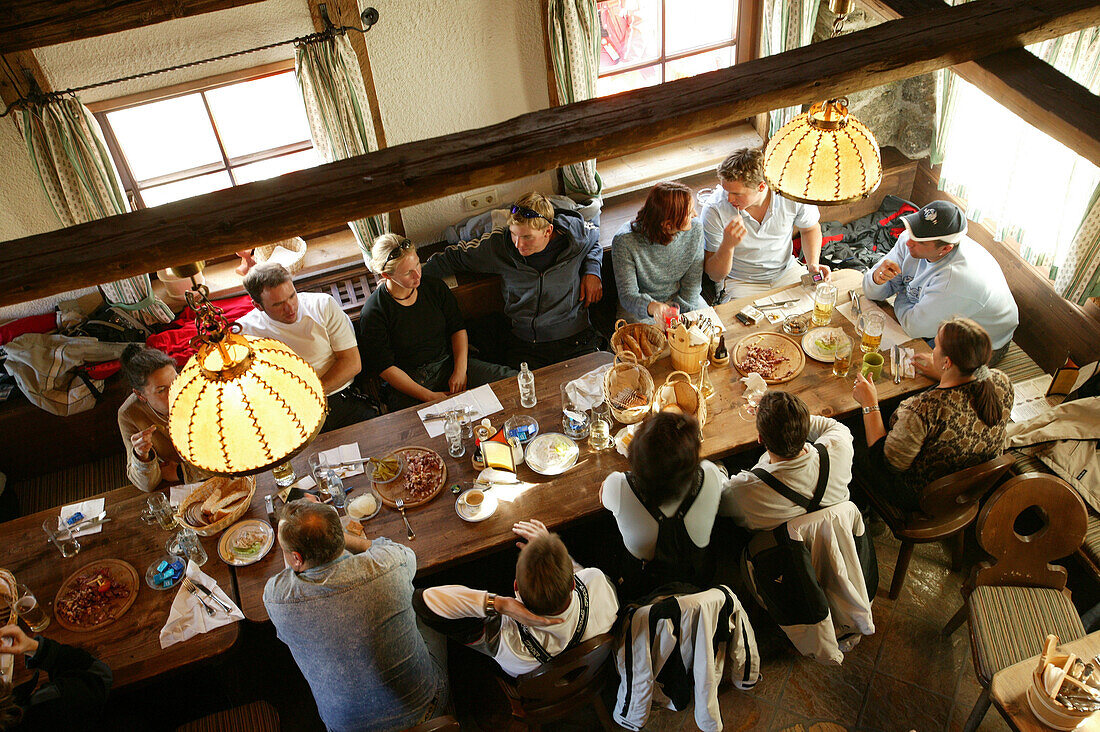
left=852, top=317, right=1014, bottom=512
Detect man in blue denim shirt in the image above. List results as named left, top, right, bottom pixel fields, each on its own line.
left=263, top=501, right=448, bottom=732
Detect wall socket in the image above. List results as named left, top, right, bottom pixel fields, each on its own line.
left=462, top=188, right=498, bottom=212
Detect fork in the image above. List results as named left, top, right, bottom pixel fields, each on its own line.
left=183, top=580, right=215, bottom=616
left=395, top=498, right=416, bottom=540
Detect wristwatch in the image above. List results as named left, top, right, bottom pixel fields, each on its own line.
left=862, top=405, right=880, bottom=414
left=484, top=593, right=498, bottom=616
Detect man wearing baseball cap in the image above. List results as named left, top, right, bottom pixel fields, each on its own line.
left=862, top=200, right=1018, bottom=364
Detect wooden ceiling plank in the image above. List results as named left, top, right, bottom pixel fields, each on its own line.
left=2, top=0, right=1099, bottom=306
left=0, top=0, right=268, bottom=54
left=0, top=49, right=49, bottom=106
left=862, top=0, right=1100, bottom=166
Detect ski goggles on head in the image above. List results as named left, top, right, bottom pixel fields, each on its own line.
left=510, top=205, right=553, bottom=225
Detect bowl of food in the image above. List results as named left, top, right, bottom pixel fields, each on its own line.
left=369, top=454, right=404, bottom=485
left=347, top=489, right=382, bottom=521
left=504, top=415, right=540, bottom=444
left=145, top=553, right=186, bottom=591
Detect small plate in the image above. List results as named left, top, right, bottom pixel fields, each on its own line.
left=802, top=327, right=846, bottom=362
left=217, top=519, right=275, bottom=566
left=346, top=488, right=383, bottom=521
left=455, top=489, right=498, bottom=523
left=524, top=433, right=580, bottom=476
left=145, top=553, right=186, bottom=591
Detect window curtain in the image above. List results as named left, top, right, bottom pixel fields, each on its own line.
left=1056, top=186, right=1100, bottom=305
left=548, top=0, right=603, bottom=197
left=18, top=97, right=174, bottom=324
left=935, top=28, right=1100, bottom=281
left=761, top=0, right=821, bottom=138
left=296, top=35, right=388, bottom=256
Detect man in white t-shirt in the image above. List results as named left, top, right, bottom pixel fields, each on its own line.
left=413, top=519, right=619, bottom=677
left=701, top=147, right=828, bottom=301
left=238, top=263, right=376, bottom=432
left=721, top=391, right=853, bottom=531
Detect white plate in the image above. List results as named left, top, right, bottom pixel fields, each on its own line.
left=346, top=489, right=382, bottom=521
left=524, top=433, right=580, bottom=476
left=455, top=489, right=498, bottom=522
left=801, top=327, right=846, bottom=362
left=218, top=519, right=275, bottom=566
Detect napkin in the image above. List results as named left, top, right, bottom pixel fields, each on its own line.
left=59, top=498, right=105, bottom=538
left=0, top=637, right=13, bottom=685
left=741, top=373, right=768, bottom=399
left=564, top=364, right=614, bottom=412
left=417, top=384, right=504, bottom=438
left=159, top=561, right=243, bottom=649
left=170, top=482, right=203, bottom=509
left=319, top=443, right=364, bottom=479
left=836, top=298, right=912, bottom=352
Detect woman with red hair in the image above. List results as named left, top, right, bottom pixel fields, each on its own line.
left=612, top=181, right=705, bottom=323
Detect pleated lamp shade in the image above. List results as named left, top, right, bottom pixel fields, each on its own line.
left=763, top=99, right=883, bottom=206
left=169, top=334, right=327, bottom=475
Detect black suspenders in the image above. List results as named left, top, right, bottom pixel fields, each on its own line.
left=750, top=443, right=831, bottom=513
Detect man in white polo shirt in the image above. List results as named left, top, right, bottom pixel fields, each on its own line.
left=238, top=263, right=376, bottom=431
left=862, top=200, right=1019, bottom=364
left=701, top=147, right=829, bottom=300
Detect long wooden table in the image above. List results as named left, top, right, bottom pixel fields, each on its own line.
left=233, top=269, right=933, bottom=622
left=990, top=632, right=1100, bottom=731
left=0, top=485, right=238, bottom=687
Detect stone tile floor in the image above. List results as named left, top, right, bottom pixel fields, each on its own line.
left=519, top=532, right=1015, bottom=732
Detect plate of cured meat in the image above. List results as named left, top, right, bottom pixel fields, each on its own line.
left=54, top=559, right=139, bottom=632
left=733, top=332, right=806, bottom=384
left=372, top=447, right=448, bottom=509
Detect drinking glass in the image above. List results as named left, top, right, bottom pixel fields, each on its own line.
left=167, top=527, right=208, bottom=567
left=858, top=312, right=885, bottom=353
left=13, top=585, right=49, bottom=632
left=588, top=401, right=612, bottom=451
left=444, top=413, right=466, bottom=458
left=307, top=453, right=330, bottom=484
left=42, top=519, right=81, bottom=557
left=832, top=336, right=854, bottom=377
left=140, top=492, right=177, bottom=531
left=738, top=390, right=762, bottom=421
left=560, top=383, right=590, bottom=439
left=812, top=282, right=838, bottom=327
left=272, top=461, right=296, bottom=487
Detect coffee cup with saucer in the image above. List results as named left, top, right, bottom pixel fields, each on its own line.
left=456, top=487, right=498, bottom=522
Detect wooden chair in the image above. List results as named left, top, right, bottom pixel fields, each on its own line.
left=865, top=453, right=1014, bottom=599
left=174, top=700, right=279, bottom=732
left=945, top=473, right=1088, bottom=732
left=494, top=632, right=617, bottom=731
left=403, top=715, right=461, bottom=732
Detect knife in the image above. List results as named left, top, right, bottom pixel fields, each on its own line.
left=189, top=580, right=233, bottom=613
left=755, top=299, right=800, bottom=310
left=893, top=346, right=902, bottom=384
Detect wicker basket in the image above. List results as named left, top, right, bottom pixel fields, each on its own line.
left=177, top=476, right=256, bottom=537
left=610, top=319, right=668, bottom=367
left=603, top=352, right=655, bottom=424
left=668, top=322, right=712, bottom=375
left=254, top=237, right=308, bottom=274
left=0, top=568, right=16, bottom=625
left=652, top=371, right=707, bottom=427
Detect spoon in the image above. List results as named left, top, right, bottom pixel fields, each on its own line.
left=394, top=498, right=415, bottom=540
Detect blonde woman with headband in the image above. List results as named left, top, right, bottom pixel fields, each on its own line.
left=357, top=234, right=516, bottom=411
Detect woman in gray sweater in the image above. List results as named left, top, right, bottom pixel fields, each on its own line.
left=612, top=181, right=706, bottom=323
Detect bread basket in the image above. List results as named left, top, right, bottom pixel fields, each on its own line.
left=652, top=371, right=707, bottom=427
left=0, top=568, right=16, bottom=625
left=254, top=237, right=308, bottom=274
left=603, top=352, right=655, bottom=424
left=177, top=476, right=256, bottom=537
left=610, top=319, right=668, bottom=368
left=668, top=321, right=712, bottom=375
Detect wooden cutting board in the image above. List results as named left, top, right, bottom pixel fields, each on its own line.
left=732, top=332, right=806, bottom=384
left=53, top=559, right=139, bottom=633
left=372, top=446, right=448, bottom=509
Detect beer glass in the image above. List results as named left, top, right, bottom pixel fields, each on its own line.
left=832, top=336, right=853, bottom=377
left=858, top=312, right=885, bottom=353
left=812, top=283, right=837, bottom=327
left=140, top=492, right=177, bottom=531
left=560, top=384, right=590, bottom=439
left=42, top=520, right=81, bottom=558
left=167, top=527, right=208, bottom=567
left=14, top=585, right=49, bottom=632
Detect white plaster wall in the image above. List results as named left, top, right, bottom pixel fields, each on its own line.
left=365, top=0, right=557, bottom=240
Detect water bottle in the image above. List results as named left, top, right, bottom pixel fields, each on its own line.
left=518, top=362, right=537, bottom=408
left=324, top=469, right=347, bottom=509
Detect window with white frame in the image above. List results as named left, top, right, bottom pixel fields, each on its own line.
left=96, top=69, right=320, bottom=208
left=596, top=0, right=739, bottom=98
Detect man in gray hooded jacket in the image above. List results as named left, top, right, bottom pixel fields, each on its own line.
left=422, top=191, right=604, bottom=369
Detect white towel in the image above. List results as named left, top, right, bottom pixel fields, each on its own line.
left=159, top=561, right=243, bottom=649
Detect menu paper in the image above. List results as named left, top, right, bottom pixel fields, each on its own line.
left=417, top=384, right=504, bottom=438
left=1011, top=374, right=1061, bottom=423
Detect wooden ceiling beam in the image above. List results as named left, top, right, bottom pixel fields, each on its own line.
left=862, top=0, right=1100, bottom=167
left=2, top=0, right=1099, bottom=307
left=0, top=49, right=49, bottom=107
left=0, top=0, right=267, bottom=54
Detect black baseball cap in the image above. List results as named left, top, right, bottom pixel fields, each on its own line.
left=900, top=200, right=967, bottom=244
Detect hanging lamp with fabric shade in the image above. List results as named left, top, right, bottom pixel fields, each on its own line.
left=763, top=98, right=883, bottom=205
left=167, top=266, right=327, bottom=476
left=762, top=0, right=882, bottom=206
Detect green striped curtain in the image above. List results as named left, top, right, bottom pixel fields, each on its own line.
left=548, top=0, right=602, bottom=196
left=19, top=97, right=174, bottom=324
left=296, top=35, right=388, bottom=254
left=761, top=0, right=821, bottom=138
left=1056, top=184, right=1100, bottom=305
